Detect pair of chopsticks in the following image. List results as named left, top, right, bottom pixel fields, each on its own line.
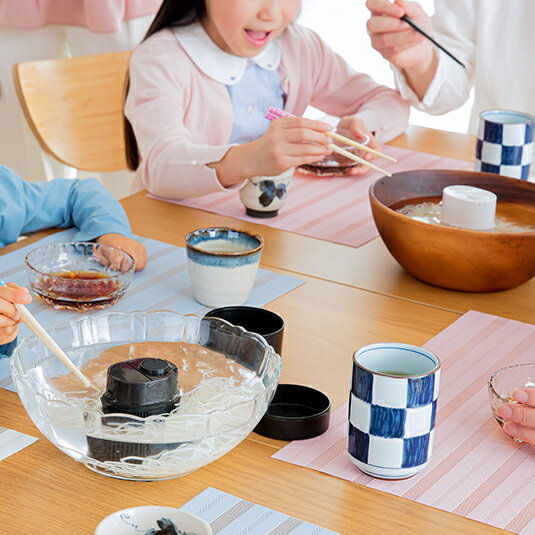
left=0, top=280, right=97, bottom=390
left=265, top=106, right=395, bottom=177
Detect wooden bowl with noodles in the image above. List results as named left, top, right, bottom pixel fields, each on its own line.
left=369, top=170, right=535, bottom=292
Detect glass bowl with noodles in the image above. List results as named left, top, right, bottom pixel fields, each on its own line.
left=11, top=311, right=281, bottom=481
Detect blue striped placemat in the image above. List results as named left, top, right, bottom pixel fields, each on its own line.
left=0, top=427, right=37, bottom=460
left=0, top=229, right=303, bottom=391
left=181, top=487, right=339, bottom=534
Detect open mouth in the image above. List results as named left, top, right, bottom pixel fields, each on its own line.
left=244, top=29, right=272, bottom=47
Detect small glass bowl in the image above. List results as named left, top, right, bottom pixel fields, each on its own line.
left=298, top=134, right=370, bottom=177
left=488, top=364, right=535, bottom=429
left=25, top=242, right=135, bottom=312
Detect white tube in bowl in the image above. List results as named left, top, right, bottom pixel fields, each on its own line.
left=440, top=185, right=497, bottom=230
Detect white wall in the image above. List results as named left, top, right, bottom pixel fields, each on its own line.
left=298, top=0, right=473, bottom=133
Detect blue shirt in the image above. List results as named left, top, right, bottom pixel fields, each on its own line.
left=227, top=62, right=284, bottom=144
left=0, top=165, right=132, bottom=248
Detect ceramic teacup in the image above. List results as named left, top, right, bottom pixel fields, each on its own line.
left=348, top=343, right=441, bottom=479
left=205, top=306, right=284, bottom=355
left=239, top=168, right=293, bottom=218
left=94, top=506, right=212, bottom=535
left=475, top=109, right=534, bottom=179
left=185, top=227, right=264, bottom=307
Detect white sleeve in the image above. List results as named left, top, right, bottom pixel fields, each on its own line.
left=392, top=0, right=478, bottom=115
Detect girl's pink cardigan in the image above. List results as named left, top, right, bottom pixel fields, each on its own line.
left=0, top=0, right=161, bottom=33
left=125, top=24, right=410, bottom=200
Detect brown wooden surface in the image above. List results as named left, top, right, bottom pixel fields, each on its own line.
left=0, top=126, right=520, bottom=534
left=13, top=52, right=130, bottom=172
left=121, top=126, right=535, bottom=324
left=0, top=275, right=507, bottom=534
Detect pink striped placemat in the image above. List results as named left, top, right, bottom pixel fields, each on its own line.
left=273, top=311, right=535, bottom=534
left=150, top=146, right=473, bottom=248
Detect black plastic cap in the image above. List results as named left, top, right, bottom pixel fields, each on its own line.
left=254, top=384, right=331, bottom=440
left=100, top=358, right=181, bottom=417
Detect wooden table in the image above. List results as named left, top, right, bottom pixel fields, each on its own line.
left=0, top=126, right=526, bottom=534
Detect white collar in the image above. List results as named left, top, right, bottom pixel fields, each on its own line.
left=174, top=22, right=281, bottom=85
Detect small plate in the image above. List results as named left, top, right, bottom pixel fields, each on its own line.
left=298, top=134, right=371, bottom=177
left=95, top=506, right=212, bottom=535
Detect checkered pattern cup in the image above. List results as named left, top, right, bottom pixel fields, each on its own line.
left=475, top=110, right=535, bottom=179
left=348, top=343, right=441, bottom=479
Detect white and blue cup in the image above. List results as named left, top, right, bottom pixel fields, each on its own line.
left=475, top=109, right=535, bottom=179
left=239, top=168, right=293, bottom=218
left=348, top=343, right=441, bottom=479
left=185, top=227, right=264, bottom=307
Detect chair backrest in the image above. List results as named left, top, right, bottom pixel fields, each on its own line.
left=13, top=51, right=130, bottom=173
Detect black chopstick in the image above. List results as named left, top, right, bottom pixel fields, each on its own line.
left=401, top=14, right=466, bottom=69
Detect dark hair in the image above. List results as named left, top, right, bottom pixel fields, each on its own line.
left=124, top=0, right=207, bottom=171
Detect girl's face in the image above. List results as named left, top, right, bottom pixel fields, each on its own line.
left=202, top=0, right=301, bottom=57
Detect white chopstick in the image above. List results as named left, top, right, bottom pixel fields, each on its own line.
left=328, top=144, right=392, bottom=177
left=17, top=304, right=98, bottom=390
left=327, top=131, right=397, bottom=163
left=0, top=280, right=97, bottom=390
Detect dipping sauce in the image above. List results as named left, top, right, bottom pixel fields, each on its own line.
left=36, top=270, right=121, bottom=311
left=394, top=197, right=535, bottom=233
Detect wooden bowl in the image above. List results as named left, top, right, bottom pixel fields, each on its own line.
left=369, top=170, right=535, bottom=292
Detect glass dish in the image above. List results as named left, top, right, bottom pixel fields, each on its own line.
left=11, top=311, right=281, bottom=481
left=25, top=242, right=135, bottom=311
left=297, top=134, right=370, bottom=177
left=488, top=363, right=535, bottom=431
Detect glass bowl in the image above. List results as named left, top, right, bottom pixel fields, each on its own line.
left=297, top=134, right=370, bottom=177
left=25, top=242, right=135, bottom=311
left=11, top=311, right=281, bottom=481
left=488, top=363, right=535, bottom=429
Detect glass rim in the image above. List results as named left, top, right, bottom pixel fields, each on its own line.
left=488, top=363, right=535, bottom=401
left=24, top=241, right=135, bottom=280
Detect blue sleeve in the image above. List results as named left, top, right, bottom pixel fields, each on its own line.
left=0, top=338, right=17, bottom=359
left=0, top=166, right=132, bottom=248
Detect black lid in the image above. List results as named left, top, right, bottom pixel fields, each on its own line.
left=100, top=358, right=181, bottom=417
left=254, top=384, right=331, bottom=440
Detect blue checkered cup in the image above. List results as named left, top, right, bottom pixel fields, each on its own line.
left=475, top=110, right=535, bottom=179
left=348, top=343, right=441, bottom=479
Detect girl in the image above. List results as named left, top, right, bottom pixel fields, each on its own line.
left=124, top=0, right=409, bottom=200
left=0, top=164, right=147, bottom=358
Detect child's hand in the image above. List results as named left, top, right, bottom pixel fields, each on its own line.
left=0, top=283, right=32, bottom=345
left=336, top=116, right=380, bottom=176
left=497, top=388, right=535, bottom=449
left=246, top=117, right=333, bottom=177
left=96, top=234, right=147, bottom=271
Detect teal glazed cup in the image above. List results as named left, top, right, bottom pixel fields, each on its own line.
left=348, top=343, right=441, bottom=479
left=185, top=227, right=264, bottom=307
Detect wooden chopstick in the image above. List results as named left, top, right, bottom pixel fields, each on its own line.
left=327, top=131, right=397, bottom=163
left=328, top=144, right=392, bottom=177
left=0, top=280, right=98, bottom=390
left=265, top=107, right=397, bottom=169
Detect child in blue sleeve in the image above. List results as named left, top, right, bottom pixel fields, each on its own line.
left=0, top=165, right=147, bottom=357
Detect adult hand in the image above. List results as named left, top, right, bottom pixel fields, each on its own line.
left=96, top=234, right=147, bottom=271
left=366, top=0, right=434, bottom=71
left=497, top=388, right=535, bottom=449
left=335, top=116, right=380, bottom=176
left=0, top=283, right=32, bottom=345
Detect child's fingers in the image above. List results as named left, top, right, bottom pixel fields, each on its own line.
left=498, top=402, right=535, bottom=429
left=503, top=421, right=535, bottom=444
left=0, top=325, right=18, bottom=345
left=285, top=128, right=331, bottom=146
left=0, top=284, right=32, bottom=305
left=278, top=117, right=332, bottom=132
left=512, top=388, right=535, bottom=408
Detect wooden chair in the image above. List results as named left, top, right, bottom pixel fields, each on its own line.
left=13, top=51, right=130, bottom=177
